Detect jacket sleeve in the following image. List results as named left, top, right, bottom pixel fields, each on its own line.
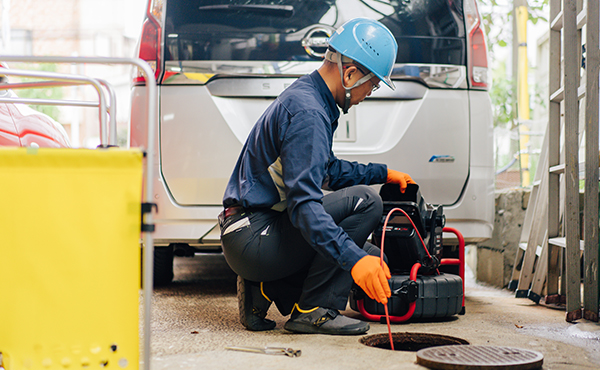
left=326, top=155, right=387, bottom=190
left=281, top=110, right=367, bottom=270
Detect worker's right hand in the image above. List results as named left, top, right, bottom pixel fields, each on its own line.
left=351, top=255, right=392, bottom=304
left=386, top=169, right=416, bottom=193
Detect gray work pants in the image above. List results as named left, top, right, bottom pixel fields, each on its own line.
left=220, top=185, right=383, bottom=315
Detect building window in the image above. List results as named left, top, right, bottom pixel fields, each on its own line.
left=10, top=29, right=33, bottom=55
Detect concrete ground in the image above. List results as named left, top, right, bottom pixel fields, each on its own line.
left=149, top=254, right=600, bottom=370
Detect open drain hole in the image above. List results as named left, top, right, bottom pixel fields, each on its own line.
left=361, top=332, right=469, bottom=351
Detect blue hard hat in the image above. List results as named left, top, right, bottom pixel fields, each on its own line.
left=328, top=18, right=398, bottom=90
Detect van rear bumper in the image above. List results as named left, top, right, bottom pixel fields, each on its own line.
left=150, top=165, right=494, bottom=248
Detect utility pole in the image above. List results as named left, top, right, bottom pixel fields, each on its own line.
left=513, top=0, right=531, bottom=187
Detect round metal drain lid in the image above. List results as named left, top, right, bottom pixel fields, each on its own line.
left=417, top=345, right=544, bottom=370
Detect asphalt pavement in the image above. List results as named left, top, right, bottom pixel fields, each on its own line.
left=148, top=253, right=600, bottom=370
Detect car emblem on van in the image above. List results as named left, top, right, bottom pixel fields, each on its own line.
left=302, top=26, right=334, bottom=58
left=429, top=155, right=455, bottom=163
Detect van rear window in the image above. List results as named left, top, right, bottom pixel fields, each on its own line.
left=165, top=0, right=465, bottom=65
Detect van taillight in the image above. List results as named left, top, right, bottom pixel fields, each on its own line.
left=469, top=24, right=488, bottom=89
left=464, top=0, right=489, bottom=90
left=134, top=1, right=163, bottom=85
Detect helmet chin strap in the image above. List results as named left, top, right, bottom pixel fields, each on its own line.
left=343, top=86, right=352, bottom=115
left=325, top=50, right=374, bottom=114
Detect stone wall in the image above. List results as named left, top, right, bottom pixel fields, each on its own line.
left=474, top=188, right=531, bottom=288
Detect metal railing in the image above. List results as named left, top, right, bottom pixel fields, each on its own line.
left=0, top=55, right=157, bottom=370
left=4, top=78, right=119, bottom=146
left=0, top=68, right=111, bottom=145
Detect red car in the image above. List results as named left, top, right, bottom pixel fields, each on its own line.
left=0, top=67, right=71, bottom=148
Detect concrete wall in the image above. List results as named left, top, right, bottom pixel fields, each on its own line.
left=471, top=188, right=531, bottom=288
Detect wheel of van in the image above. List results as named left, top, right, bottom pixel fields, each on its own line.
left=153, top=245, right=174, bottom=286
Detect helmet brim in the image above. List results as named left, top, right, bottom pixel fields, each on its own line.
left=381, top=76, right=395, bottom=91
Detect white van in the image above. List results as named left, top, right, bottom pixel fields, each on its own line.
left=130, top=0, right=494, bottom=284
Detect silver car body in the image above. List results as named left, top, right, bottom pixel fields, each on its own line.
left=130, top=0, right=494, bottom=250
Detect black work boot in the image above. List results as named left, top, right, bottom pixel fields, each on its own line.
left=283, top=305, right=369, bottom=335
left=237, top=276, right=276, bottom=331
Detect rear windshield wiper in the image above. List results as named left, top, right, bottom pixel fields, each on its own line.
left=198, top=4, right=294, bottom=17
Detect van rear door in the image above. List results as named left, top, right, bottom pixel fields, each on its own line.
left=159, top=0, right=469, bottom=207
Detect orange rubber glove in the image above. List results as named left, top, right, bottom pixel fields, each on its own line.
left=351, top=255, right=392, bottom=304
left=387, top=169, right=416, bottom=193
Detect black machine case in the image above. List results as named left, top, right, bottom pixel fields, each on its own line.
left=349, top=184, right=464, bottom=320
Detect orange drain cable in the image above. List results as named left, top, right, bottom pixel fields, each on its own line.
left=380, top=207, right=433, bottom=351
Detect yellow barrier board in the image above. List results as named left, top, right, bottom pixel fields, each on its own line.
left=0, top=148, right=143, bottom=370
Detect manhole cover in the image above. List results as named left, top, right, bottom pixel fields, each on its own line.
left=361, top=332, right=469, bottom=351
left=417, top=345, right=544, bottom=370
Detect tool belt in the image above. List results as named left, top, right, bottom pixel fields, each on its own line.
left=218, top=206, right=252, bottom=235
left=220, top=205, right=244, bottom=221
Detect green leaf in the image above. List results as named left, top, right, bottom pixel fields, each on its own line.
left=498, top=40, right=508, bottom=47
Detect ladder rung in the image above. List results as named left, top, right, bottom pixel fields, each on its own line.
left=578, top=84, right=586, bottom=100
left=550, top=85, right=585, bottom=102
left=548, top=237, right=565, bottom=248
left=517, top=243, right=543, bottom=256
left=551, top=11, right=563, bottom=31
left=548, top=237, right=585, bottom=251
left=532, top=179, right=541, bottom=187
left=550, top=164, right=565, bottom=174
left=577, top=10, right=587, bottom=30
left=550, top=87, right=564, bottom=102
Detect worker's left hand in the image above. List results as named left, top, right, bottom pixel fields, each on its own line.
left=386, top=169, right=416, bottom=193
left=351, top=255, right=392, bottom=304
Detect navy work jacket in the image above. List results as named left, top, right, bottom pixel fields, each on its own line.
left=223, top=70, right=387, bottom=270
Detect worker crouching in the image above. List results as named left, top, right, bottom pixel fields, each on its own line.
left=219, top=17, right=415, bottom=335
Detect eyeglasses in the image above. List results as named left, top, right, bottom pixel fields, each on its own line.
left=354, top=64, right=380, bottom=93
left=367, top=79, right=380, bottom=93
left=343, top=63, right=381, bottom=93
